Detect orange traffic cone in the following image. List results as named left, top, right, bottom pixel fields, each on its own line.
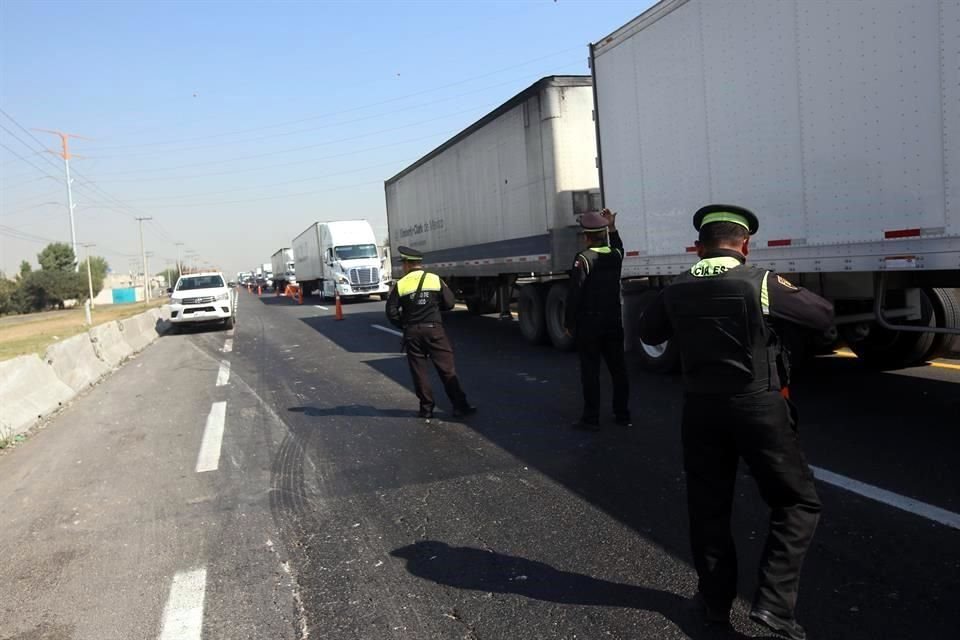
left=257, top=284, right=262, bottom=296
left=297, top=286, right=304, bottom=305
left=335, top=291, right=344, bottom=320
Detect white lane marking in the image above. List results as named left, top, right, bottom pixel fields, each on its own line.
left=226, top=329, right=235, bottom=337
left=158, top=567, right=206, bottom=640
left=216, top=360, right=231, bottom=386
left=315, top=305, right=329, bottom=310
left=812, top=466, right=960, bottom=530
left=196, top=402, right=227, bottom=473
left=371, top=324, right=403, bottom=337
left=222, top=338, right=233, bottom=353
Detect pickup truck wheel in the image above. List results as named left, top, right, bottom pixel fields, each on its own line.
left=517, top=285, right=548, bottom=345
left=224, top=316, right=234, bottom=330
left=545, top=283, right=575, bottom=351
left=634, top=289, right=681, bottom=373
left=850, top=288, right=936, bottom=369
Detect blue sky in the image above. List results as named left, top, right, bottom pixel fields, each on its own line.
left=1, top=0, right=654, bottom=278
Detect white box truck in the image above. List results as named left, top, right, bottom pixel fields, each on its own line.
left=384, top=76, right=600, bottom=349
left=591, top=0, right=960, bottom=370
left=271, top=248, right=296, bottom=292
left=292, top=220, right=391, bottom=300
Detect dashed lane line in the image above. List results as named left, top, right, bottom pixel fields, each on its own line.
left=196, top=402, right=227, bottom=473
left=812, top=466, right=960, bottom=530
left=371, top=324, right=403, bottom=337
left=315, top=305, right=329, bottom=310
left=222, top=338, right=233, bottom=353
left=158, top=567, right=206, bottom=640
left=216, top=360, right=231, bottom=386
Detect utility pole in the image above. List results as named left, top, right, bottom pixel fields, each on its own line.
left=34, top=129, right=87, bottom=271
left=136, top=216, right=152, bottom=302
left=146, top=251, right=154, bottom=299
left=81, top=242, right=96, bottom=309
left=175, top=242, right=184, bottom=278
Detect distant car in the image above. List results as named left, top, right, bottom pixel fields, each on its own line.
left=168, top=271, right=235, bottom=330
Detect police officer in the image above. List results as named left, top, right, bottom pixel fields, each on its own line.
left=386, top=246, right=476, bottom=421
left=564, top=208, right=631, bottom=431
left=639, top=205, right=833, bottom=640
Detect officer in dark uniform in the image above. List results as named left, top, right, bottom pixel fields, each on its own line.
left=564, top=208, right=631, bottom=431
left=639, top=205, right=833, bottom=640
left=386, top=246, right=476, bottom=421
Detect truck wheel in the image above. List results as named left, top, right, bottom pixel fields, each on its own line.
left=545, top=283, right=575, bottom=351
left=924, top=288, right=960, bottom=360
left=518, top=285, right=548, bottom=345
left=849, top=289, right=936, bottom=369
left=634, top=289, right=681, bottom=373
left=224, top=316, right=234, bottom=330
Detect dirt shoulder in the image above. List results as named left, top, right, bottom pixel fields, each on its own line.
left=0, top=300, right=166, bottom=361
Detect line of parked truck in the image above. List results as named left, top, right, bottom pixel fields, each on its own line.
left=257, top=0, right=959, bottom=372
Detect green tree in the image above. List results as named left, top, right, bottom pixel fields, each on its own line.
left=78, top=255, right=110, bottom=296
left=0, top=272, right=18, bottom=315
left=18, top=260, right=32, bottom=280
left=19, top=270, right=87, bottom=311
left=37, top=242, right=76, bottom=272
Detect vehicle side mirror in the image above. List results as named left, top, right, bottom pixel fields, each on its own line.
left=166, top=287, right=173, bottom=294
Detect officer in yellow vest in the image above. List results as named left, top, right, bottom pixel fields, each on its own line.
left=386, top=246, right=476, bottom=421
left=639, top=205, right=833, bottom=639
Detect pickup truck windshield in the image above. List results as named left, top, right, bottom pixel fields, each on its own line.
left=177, top=275, right=225, bottom=290
left=335, top=244, right=377, bottom=260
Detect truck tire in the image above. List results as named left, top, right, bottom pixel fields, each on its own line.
left=924, top=287, right=960, bottom=360
left=518, top=285, right=548, bottom=345
left=224, top=316, right=234, bottom=330
left=850, top=288, right=936, bottom=369
left=545, top=283, right=575, bottom=351
left=634, top=289, right=681, bottom=373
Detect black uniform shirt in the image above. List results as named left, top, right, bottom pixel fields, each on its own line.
left=385, top=268, right=456, bottom=329
left=564, top=230, right=625, bottom=331
left=638, top=249, right=834, bottom=346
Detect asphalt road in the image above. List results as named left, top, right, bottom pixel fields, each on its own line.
left=1, top=288, right=958, bottom=639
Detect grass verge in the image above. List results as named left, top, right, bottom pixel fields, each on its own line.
left=0, top=300, right=165, bottom=362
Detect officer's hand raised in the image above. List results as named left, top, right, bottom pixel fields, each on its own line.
left=601, top=208, right=617, bottom=228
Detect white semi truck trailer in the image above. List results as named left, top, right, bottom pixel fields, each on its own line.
left=271, top=248, right=296, bottom=292
left=293, top=220, right=391, bottom=300
left=591, top=0, right=959, bottom=370
left=385, top=76, right=601, bottom=350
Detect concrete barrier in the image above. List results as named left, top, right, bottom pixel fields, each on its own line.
left=43, top=333, right=110, bottom=392
left=151, top=306, right=172, bottom=335
left=0, top=355, right=76, bottom=439
left=89, top=320, right=133, bottom=367
left=120, top=312, right=157, bottom=352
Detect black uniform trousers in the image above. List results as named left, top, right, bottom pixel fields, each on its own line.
left=681, top=390, right=820, bottom=618
left=575, top=319, right=630, bottom=424
left=404, top=323, right=468, bottom=412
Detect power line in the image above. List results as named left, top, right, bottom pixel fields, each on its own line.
left=87, top=128, right=459, bottom=184
left=86, top=100, right=502, bottom=176
left=84, top=46, right=585, bottom=151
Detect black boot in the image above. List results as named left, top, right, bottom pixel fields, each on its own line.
left=749, top=607, right=806, bottom=640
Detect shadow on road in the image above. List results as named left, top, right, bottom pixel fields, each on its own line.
left=289, top=404, right=417, bottom=419
left=390, top=540, right=777, bottom=640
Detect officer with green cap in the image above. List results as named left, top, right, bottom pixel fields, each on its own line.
left=386, top=246, right=476, bottom=421
left=564, top=207, right=631, bottom=431
left=639, top=204, right=833, bottom=639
